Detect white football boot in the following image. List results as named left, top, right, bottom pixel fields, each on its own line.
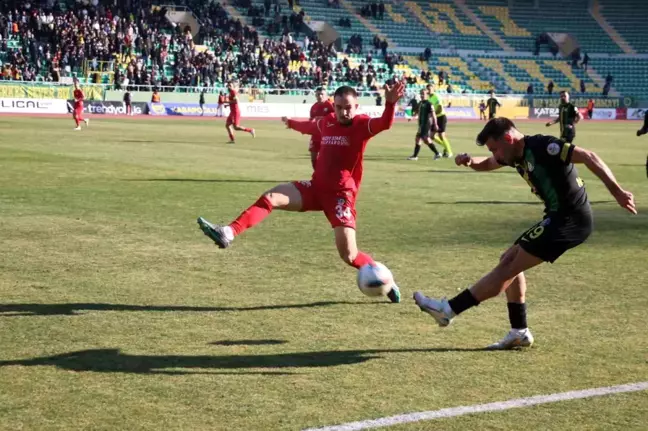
left=487, top=328, right=534, bottom=350
left=413, top=292, right=455, bottom=327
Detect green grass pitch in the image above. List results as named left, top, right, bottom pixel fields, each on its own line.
left=0, top=116, right=646, bottom=430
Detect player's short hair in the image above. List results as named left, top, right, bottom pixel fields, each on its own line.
left=476, top=118, right=516, bottom=146
left=560, top=90, right=568, bottom=96
left=334, top=86, right=358, bottom=99
left=315, top=87, right=325, bottom=93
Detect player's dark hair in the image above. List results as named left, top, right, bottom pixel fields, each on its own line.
left=476, top=118, right=516, bottom=146
left=315, top=87, right=324, bottom=93
left=334, top=86, right=358, bottom=99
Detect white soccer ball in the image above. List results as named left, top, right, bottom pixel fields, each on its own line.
left=357, top=262, right=394, bottom=297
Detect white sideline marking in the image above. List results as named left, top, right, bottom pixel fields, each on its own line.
left=304, top=381, right=648, bottom=431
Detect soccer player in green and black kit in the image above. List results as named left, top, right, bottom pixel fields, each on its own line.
left=408, top=88, right=441, bottom=160
left=426, top=84, right=453, bottom=157
left=546, top=91, right=583, bottom=143
left=414, top=117, right=636, bottom=349
left=487, top=90, right=501, bottom=120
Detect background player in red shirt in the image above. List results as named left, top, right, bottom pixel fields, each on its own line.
left=217, top=92, right=225, bottom=117
left=225, top=82, right=255, bottom=143
left=308, top=87, right=335, bottom=169
left=198, top=81, right=406, bottom=302
left=72, top=79, right=89, bottom=131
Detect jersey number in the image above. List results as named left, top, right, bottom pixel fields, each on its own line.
left=522, top=225, right=545, bottom=241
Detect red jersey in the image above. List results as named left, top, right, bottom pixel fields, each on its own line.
left=308, top=101, right=335, bottom=153
left=288, top=103, right=396, bottom=192
left=228, top=89, right=238, bottom=111
left=73, top=88, right=84, bottom=108
left=310, top=100, right=334, bottom=120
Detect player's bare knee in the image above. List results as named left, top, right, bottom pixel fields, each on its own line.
left=494, top=259, right=521, bottom=283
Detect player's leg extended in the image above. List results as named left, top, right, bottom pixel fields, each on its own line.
left=423, top=137, right=440, bottom=157
left=414, top=245, right=542, bottom=327
left=197, top=182, right=303, bottom=248
left=233, top=124, right=255, bottom=137
left=409, top=135, right=422, bottom=160
left=232, top=111, right=255, bottom=137
left=334, top=226, right=400, bottom=303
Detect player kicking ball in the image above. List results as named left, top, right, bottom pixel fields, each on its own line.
left=197, top=82, right=406, bottom=303
left=225, top=81, right=255, bottom=143
left=414, top=118, right=636, bottom=349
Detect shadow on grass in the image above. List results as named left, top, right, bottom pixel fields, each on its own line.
left=0, top=301, right=376, bottom=317
left=210, top=340, right=287, bottom=346
left=427, top=200, right=615, bottom=206
left=0, top=347, right=494, bottom=374
left=398, top=169, right=517, bottom=174
left=123, top=178, right=288, bottom=184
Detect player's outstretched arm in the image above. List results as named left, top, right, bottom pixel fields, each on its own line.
left=283, top=116, right=319, bottom=135
left=455, top=153, right=503, bottom=171
left=571, top=147, right=637, bottom=214
left=367, top=80, right=406, bottom=135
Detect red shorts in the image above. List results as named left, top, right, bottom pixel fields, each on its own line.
left=293, top=180, right=357, bottom=229
left=309, top=137, right=321, bottom=152
left=73, top=105, right=83, bottom=117
left=226, top=109, right=240, bottom=126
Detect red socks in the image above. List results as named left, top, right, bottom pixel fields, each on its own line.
left=350, top=251, right=375, bottom=269
left=242, top=127, right=252, bottom=133
left=229, top=196, right=274, bottom=236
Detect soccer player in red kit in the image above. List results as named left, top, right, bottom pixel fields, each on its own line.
left=198, top=82, right=406, bottom=302
left=308, top=88, right=335, bottom=169
left=225, top=82, right=255, bottom=143
left=72, top=80, right=89, bottom=131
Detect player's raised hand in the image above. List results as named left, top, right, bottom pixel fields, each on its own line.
left=384, top=80, right=405, bottom=104
left=455, top=153, right=472, bottom=167
left=613, top=189, right=637, bottom=214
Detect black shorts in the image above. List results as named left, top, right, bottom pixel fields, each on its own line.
left=417, top=121, right=430, bottom=138
left=561, top=126, right=576, bottom=143
left=431, top=115, right=447, bottom=133
left=515, top=207, right=593, bottom=263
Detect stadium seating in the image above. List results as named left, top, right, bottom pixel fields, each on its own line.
left=1, top=0, right=647, bottom=100
left=597, top=0, right=648, bottom=53
left=466, top=0, right=623, bottom=54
